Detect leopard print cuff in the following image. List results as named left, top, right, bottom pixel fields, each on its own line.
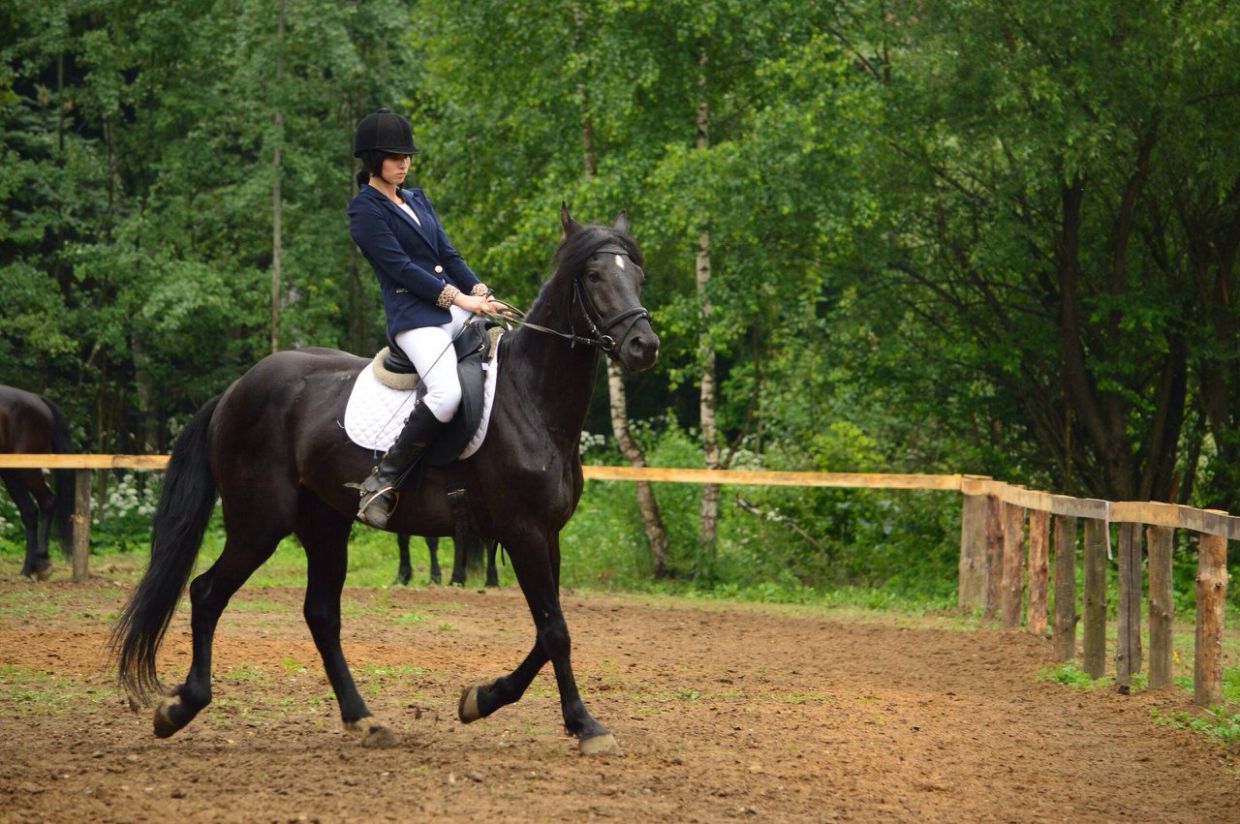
left=436, top=284, right=461, bottom=309
left=470, top=283, right=490, bottom=297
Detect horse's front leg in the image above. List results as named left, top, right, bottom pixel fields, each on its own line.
left=460, top=534, right=617, bottom=756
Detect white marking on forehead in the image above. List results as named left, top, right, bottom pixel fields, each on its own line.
left=615, top=254, right=625, bottom=270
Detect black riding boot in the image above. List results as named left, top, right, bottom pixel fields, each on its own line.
left=353, top=403, right=445, bottom=529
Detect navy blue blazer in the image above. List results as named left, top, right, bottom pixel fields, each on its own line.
left=348, top=184, right=482, bottom=336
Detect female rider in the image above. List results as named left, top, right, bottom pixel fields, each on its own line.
left=347, top=108, right=502, bottom=528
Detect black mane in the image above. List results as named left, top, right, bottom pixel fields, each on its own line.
left=527, top=223, right=643, bottom=324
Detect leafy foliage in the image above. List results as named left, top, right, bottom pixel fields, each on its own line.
left=2, top=1, right=1238, bottom=602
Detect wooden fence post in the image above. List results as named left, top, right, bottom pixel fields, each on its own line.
left=1052, top=515, right=1078, bottom=661
left=1001, top=502, right=1025, bottom=629
left=1115, top=523, right=1143, bottom=693
left=1146, top=525, right=1174, bottom=689
left=70, top=469, right=91, bottom=582
left=958, top=492, right=988, bottom=610
left=984, top=495, right=1004, bottom=620
left=1082, top=518, right=1109, bottom=678
left=1194, top=528, right=1230, bottom=706
left=1026, top=509, right=1049, bottom=636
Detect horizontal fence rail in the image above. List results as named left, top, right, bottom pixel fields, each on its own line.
left=4, top=456, right=1236, bottom=537
left=2, top=454, right=1233, bottom=704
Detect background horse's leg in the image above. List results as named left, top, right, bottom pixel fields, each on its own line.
left=460, top=534, right=616, bottom=755
left=2, top=469, right=51, bottom=579
left=394, top=533, right=412, bottom=586
left=449, top=533, right=469, bottom=586
left=426, top=535, right=441, bottom=585
left=156, top=530, right=281, bottom=738
left=296, top=499, right=395, bottom=747
left=484, top=539, right=499, bottom=588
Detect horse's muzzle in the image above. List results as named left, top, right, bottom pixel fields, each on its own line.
left=619, top=326, right=659, bottom=372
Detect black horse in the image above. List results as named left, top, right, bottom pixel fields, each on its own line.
left=397, top=533, right=499, bottom=587
left=0, top=385, right=76, bottom=579
left=113, top=207, right=657, bottom=755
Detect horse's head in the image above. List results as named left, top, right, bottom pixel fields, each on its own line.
left=555, top=204, right=659, bottom=372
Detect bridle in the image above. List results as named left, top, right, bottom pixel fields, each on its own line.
left=484, top=241, right=651, bottom=358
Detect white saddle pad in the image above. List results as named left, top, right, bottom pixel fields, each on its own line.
left=343, top=336, right=502, bottom=460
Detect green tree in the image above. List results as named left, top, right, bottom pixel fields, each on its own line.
left=840, top=0, right=1240, bottom=503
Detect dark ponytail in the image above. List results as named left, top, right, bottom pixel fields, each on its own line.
left=355, top=150, right=386, bottom=189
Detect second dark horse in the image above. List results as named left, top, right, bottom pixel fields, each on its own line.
left=0, top=384, right=76, bottom=579
left=113, top=207, right=657, bottom=755
left=397, top=533, right=499, bottom=587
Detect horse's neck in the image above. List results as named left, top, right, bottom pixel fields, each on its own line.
left=506, top=323, right=598, bottom=437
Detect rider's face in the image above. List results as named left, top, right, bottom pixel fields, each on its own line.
left=381, top=154, right=411, bottom=186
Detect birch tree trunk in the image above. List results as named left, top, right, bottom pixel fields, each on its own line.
left=576, top=6, right=669, bottom=576
left=695, top=53, right=721, bottom=567
left=269, top=0, right=285, bottom=354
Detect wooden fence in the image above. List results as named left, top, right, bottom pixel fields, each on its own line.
left=0, top=456, right=1232, bottom=704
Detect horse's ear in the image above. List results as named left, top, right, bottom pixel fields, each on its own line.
left=560, top=201, right=581, bottom=238
left=613, top=210, right=629, bottom=235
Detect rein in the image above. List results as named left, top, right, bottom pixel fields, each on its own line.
left=484, top=242, right=650, bottom=357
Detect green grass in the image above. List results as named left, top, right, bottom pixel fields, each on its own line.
left=1039, top=663, right=1112, bottom=689
left=217, top=664, right=271, bottom=685
left=1041, top=661, right=1240, bottom=745
left=1152, top=704, right=1240, bottom=744
left=356, top=663, right=429, bottom=679
left=0, top=665, right=113, bottom=715
left=0, top=589, right=73, bottom=620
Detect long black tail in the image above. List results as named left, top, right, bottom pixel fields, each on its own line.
left=42, top=396, right=76, bottom=556
left=111, top=394, right=222, bottom=703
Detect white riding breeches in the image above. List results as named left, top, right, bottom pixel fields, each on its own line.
left=393, top=305, right=471, bottom=423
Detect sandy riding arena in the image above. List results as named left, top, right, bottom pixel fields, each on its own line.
left=1, top=571, right=1237, bottom=823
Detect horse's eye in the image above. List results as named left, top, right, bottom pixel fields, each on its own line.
left=588, top=269, right=604, bottom=282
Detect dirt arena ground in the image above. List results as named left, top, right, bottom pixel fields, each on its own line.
left=1, top=569, right=1237, bottom=823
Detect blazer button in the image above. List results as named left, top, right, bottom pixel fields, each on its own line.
left=434, top=265, right=444, bottom=273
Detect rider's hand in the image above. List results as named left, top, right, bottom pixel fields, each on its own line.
left=454, top=293, right=491, bottom=316
left=484, top=296, right=512, bottom=317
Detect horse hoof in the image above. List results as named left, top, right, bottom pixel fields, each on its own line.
left=458, top=685, right=482, bottom=723
left=153, top=697, right=181, bottom=738
left=579, top=732, right=620, bottom=756
left=345, top=717, right=398, bottom=748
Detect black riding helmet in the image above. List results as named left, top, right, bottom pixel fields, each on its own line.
left=353, top=108, right=418, bottom=157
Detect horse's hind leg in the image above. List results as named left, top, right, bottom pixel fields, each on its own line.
left=458, top=643, right=547, bottom=722
left=460, top=533, right=617, bottom=755
left=2, top=470, right=51, bottom=579
left=154, top=530, right=281, bottom=738
left=296, top=498, right=396, bottom=747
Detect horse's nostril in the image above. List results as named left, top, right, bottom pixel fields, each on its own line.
left=626, top=334, right=659, bottom=363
